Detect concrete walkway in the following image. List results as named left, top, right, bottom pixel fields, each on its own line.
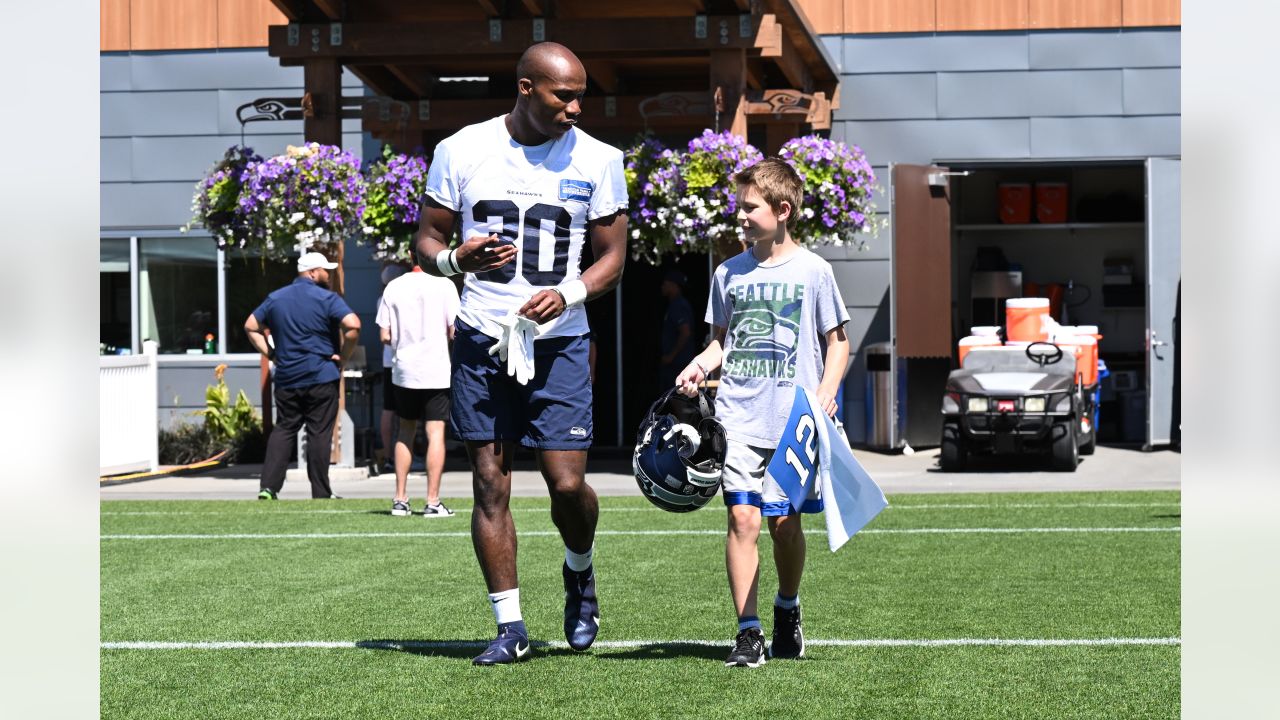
left=101, top=445, right=1180, bottom=501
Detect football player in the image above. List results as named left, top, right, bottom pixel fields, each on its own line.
left=415, top=42, right=628, bottom=665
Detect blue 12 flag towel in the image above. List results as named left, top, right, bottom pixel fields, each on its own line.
left=766, top=387, right=888, bottom=551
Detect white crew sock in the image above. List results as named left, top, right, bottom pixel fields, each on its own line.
left=488, top=588, right=523, bottom=625
left=565, top=544, right=594, bottom=572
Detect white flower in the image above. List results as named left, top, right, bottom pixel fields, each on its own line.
left=362, top=226, right=374, bottom=234
left=631, top=229, right=641, bottom=239
left=289, top=212, right=305, bottom=223
left=327, top=200, right=338, bottom=209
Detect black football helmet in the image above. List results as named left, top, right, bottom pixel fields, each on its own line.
left=632, top=386, right=728, bottom=513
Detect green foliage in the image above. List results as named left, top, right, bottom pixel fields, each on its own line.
left=196, top=378, right=261, bottom=446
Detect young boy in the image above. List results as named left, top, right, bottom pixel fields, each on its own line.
left=675, top=157, right=850, bottom=667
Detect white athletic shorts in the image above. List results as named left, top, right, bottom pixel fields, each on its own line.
left=720, top=439, right=823, bottom=517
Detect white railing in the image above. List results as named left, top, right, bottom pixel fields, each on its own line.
left=100, top=354, right=159, bottom=476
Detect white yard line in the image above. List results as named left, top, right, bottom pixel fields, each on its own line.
left=100, top=526, right=1180, bottom=540
left=100, top=502, right=1180, bottom=517
left=101, top=637, right=1181, bottom=651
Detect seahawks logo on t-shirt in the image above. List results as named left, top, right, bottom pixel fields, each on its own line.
left=559, top=179, right=593, bottom=202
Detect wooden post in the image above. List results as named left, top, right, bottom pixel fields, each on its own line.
left=304, top=58, right=343, bottom=147
left=709, top=49, right=747, bottom=140
left=765, top=122, right=801, bottom=156
left=303, top=57, right=346, bottom=466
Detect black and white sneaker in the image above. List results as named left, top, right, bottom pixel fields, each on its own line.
left=423, top=502, right=454, bottom=518
left=390, top=499, right=411, bottom=517
left=725, top=627, right=767, bottom=668
left=769, top=604, right=805, bottom=659
left=472, top=622, right=532, bottom=666
left=562, top=563, right=600, bottom=651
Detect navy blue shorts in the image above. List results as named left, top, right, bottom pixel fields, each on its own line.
left=450, top=319, right=593, bottom=450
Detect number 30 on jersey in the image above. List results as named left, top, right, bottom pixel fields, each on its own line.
left=472, top=200, right=572, bottom=286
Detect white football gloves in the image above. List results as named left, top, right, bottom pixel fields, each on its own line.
left=489, top=310, right=538, bottom=385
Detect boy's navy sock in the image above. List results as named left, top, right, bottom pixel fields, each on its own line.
left=775, top=593, right=799, bottom=610
left=737, top=615, right=762, bottom=632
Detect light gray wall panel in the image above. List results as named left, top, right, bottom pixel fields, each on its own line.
left=130, top=135, right=300, bottom=182
left=101, top=139, right=132, bottom=182
left=937, top=70, right=1122, bottom=118
left=821, top=36, right=843, bottom=73
left=1123, top=68, right=1180, bottom=115
left=128, top=49, right=361, bottom=91
left=101, top=91, right=222, bottom=137
left=217, top=89, right=364, bottom=135
left=1028, top=29, right=1180, bottom=70
left=813, top=226, right=891, bottom=262
left=840, top=119, right=1031, bottom=166
left=829, top=259, right=890, bottom=307
left=844, top=33, right=1030, bottom=74
left=102, top=182, right=201, bottom=228
left=835, top=73, right=936, bottom=120
left=1030, top=115, right=1179, bottom=158
left=101, top=53, right=131, bottom=91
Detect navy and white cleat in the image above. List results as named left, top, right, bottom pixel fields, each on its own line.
left=471, top=622, right=531, bottom=666
left=562, top=563, right=600, bottom=651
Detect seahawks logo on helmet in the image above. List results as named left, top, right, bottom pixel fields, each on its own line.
left=632, top=387, right=728, bottom=513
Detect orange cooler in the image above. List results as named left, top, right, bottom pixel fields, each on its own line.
left=999, top=183, right=1032, bottom=224
left=1006, top=297, right=1051, bottom=342
left=1035, top=182, right=1069, bottom=223
left=1053, top=334, right=1098, bottom=386
left=958, top=335, right=1002, bottom=367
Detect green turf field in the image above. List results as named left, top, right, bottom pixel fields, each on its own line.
left=101, top=490, right=1180, bottom=719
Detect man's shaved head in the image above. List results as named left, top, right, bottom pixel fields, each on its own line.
left=516, top=42, right=584, bottom=84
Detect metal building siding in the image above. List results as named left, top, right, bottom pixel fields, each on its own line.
left=1122, top=68, right=1181, bottom=115
left=839, top=118, right=1032, bottom=166
left=842, top=32, right=1031, bottom=73
left=936, top=69, right=1124, bottom=118
left=1029, top=116, right=1180, bottom=158
left=834, top=73, right=937, bottom=121
left=1028, top=28, right=1180, bottom=69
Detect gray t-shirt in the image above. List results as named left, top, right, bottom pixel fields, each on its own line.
left=707, top=247, right=850, bottom=448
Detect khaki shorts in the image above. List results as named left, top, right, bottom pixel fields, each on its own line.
left=720, top=439, right=823, bottom=517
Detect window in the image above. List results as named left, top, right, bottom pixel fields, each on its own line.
left=98, top=234, right=318, bottom=356
left=225, top=249, right=296, bottom=353
left=100, top=238, right=131, bottom=352
left=139, top=237, right=219, bottom=354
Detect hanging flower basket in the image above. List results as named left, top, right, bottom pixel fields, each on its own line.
left=359, top=145, right=430, bottom=263
left=185, top=145, right=263, bottom=250
left=237, top=143, right=367, bottom=261
left=625, top=131, right=883, bottom=262
left=627, top=130, right=763, bottom=263
left=777, top=135, right=881, bottom=247
left=189, top=143, right=366, bottom=261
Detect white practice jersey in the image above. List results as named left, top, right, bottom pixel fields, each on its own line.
left=424, top=115, right=628, bottom=339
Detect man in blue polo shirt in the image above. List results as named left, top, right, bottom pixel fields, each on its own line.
left=245, top=251, right=362, bottom=499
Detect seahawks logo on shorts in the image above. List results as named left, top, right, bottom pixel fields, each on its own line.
left=570, top=427, right=588, bottom=437
left=559, top=179, right=593, bottom=203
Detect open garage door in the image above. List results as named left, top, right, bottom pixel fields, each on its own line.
left=890, top=164, right=953, bottom=449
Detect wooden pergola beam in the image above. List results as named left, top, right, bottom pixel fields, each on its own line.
left=475, top=0, right=504, bottom=16
left=387, top=65, right=438, bottom=97
left=520, top=0, right=546, bottom=15
left=312, top=0, right=345, bottom=20
left=582, top=60, right=620, bottom=94
left=269, top=16, right=771, bottom=60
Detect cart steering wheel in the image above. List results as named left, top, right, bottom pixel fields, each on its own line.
left=1025, top=341, right=1064, bottom=368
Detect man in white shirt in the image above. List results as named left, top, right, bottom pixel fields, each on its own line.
left=376, top=256, right=460, bottom=518
left=415, top=42, right=628, bottom=665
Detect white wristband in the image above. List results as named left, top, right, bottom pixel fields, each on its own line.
left=435, top=248, right=460, bottom=276
left=556, top=279, right=588, bottom=307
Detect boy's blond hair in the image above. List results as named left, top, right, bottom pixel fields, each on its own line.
left=733, top=157, right=804, bottom=228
